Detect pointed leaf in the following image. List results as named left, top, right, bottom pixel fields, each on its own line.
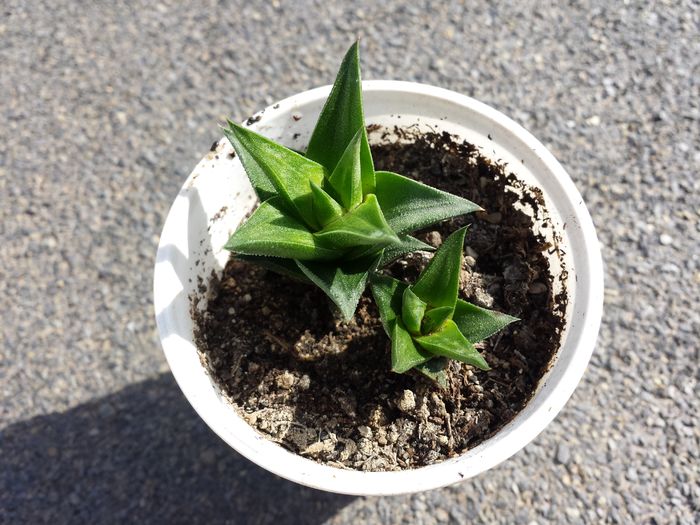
left=235, top=254, right=311, bottom=282
left=295, top=256, right=377, bottom=321
left=310, top=181, right=343, bottom=227
left=369, top=273, right=405, bottom=334
left=305, top=42, right=375, bottom=194
left=391, top=319, right=432, bottom=373
left=421, top=305, right=454, bottom=334
left=402, top=287, right=427, bottom=335
left=411, top=227, right=467, bottom=308
left=314, top=194, right=400, bottom=249
left=224, top=198, right=336, bottom=260
left=414, top=358, right=449, bottom=388
left=415, top=320, right=490, bottom=370
left=224, top=121, right=325, bottom=228
left=327, top=127, right=363, bottom=209
left=375, top=171, right=482, bottom=234
left=453, top=299, right=519, bottom=343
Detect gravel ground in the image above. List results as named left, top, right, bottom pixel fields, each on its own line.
left=1, top=0, right=698, bottom=523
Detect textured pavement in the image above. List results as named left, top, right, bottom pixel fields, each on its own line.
left=1, top=1, right=698, bottom=523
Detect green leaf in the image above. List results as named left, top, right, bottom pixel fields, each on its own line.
left=414, top=358, right=449, bottom=388
left=305, top=42, right=375, bottom=195
left=415, top=320, right=490, bottom=370
left=391, top=319, right=432, bottom=373
left=369, top=273, right=405, bottom=334
left=235, top=254, right=311, bottom=282
left=224, top=121, right=325, bottom=229
left=314, top=194, right=400, bottom=249
left=310, top=181, right=343, bottom=227
left=295, top=255, right=377, bottom=321
left=402, top=287, right=427, bottom=335
left=421, top=305, right=454, bottom=334
left=327, top=127, right=363, bottom=210
left=374, top=171, right=482, bottom=234
left=411, top=227, right=467, bottom=308
left=224, top=197, right=336, bottom=260
left=453, top=299, right=519, bottom=343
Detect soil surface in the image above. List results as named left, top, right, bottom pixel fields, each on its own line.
left=193, top=129, right=567, bottom=471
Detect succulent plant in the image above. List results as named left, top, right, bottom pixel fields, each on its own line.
left=223, top=42, right=480, bottom=319
left=370, top=227, right=518, bottom=386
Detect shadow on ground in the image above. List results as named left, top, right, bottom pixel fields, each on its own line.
left=0, top=373, right=354, bottom=524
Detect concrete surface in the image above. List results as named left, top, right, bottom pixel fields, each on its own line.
left=1, top=0, right=698, bottom=523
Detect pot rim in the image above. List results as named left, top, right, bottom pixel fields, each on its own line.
left=154, top=80, right=604, bottom=495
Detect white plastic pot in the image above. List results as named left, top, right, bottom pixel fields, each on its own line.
left=153, top=81, right=603, bottom=495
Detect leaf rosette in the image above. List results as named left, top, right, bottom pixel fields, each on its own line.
left=223, top=42, right=480, bottom=319
left=370, top=227, right=519, bottom=386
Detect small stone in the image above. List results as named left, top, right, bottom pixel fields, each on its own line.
left=565, top=508, right=580, bottom=520
left=243, top=293, right=252, bottom=302
left=586, top=115, right=601, bottom=126
left=435, top=508, right=449, bottom=522
left=303, top=440, right=334, bottom=457
left=397, top=389, right=416, bottom=412
left=659, top=233, right=673, bottom=246
left=297, top=374, right=310, bottom=390
left=465, top=246, right=479, bottom=259
left=425, top=230, right=443, bottom=247
left=464, top=255, right=476, bottom=267
left=358, top=425, right=373, bottom=438
left=275, top=371, right=295, bottom=389
left=556, top=443, right=571, bottom=465
left=227, top=307, right=236, bottom=315
left=261, top=306, right=271, bottom=315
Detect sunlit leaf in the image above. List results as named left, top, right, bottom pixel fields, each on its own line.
left=391, top=319, right=432, bottom=373
left=374, top=171, right=482, bottom=234
left=453, top=299, right=519, bottom=343
left=369, top=273, right=405, bottom=334
left=421, top=305, right=453, bottom=334
left=224, top=121, right=325, bottom=228
left=314, top=194, right=399, bottom=249
left=327, top=127, right=363, bottom=210
left=224, top=197, right=336, bottom=260
left=310, top=181, right=343, bottom=227
left=411, top=227, right=467, bottom=308
left=415, top=319, right=490, bottom=370
left=401, top=287, right=427, bottom=335
left=305, top=41, right=375, bottom=194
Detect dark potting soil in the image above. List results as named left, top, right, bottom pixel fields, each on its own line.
left=193, top=129, right=567, bottom=471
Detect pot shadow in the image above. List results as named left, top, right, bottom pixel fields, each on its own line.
left=0, top=373, right=355, bottom=524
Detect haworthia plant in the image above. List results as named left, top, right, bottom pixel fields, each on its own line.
left=370, top=227, right=519, bottom=386
left=223, top=42, right=480, bottom=319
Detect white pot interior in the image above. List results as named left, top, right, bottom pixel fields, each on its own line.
left=153, top=81, right=603, bottom=495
